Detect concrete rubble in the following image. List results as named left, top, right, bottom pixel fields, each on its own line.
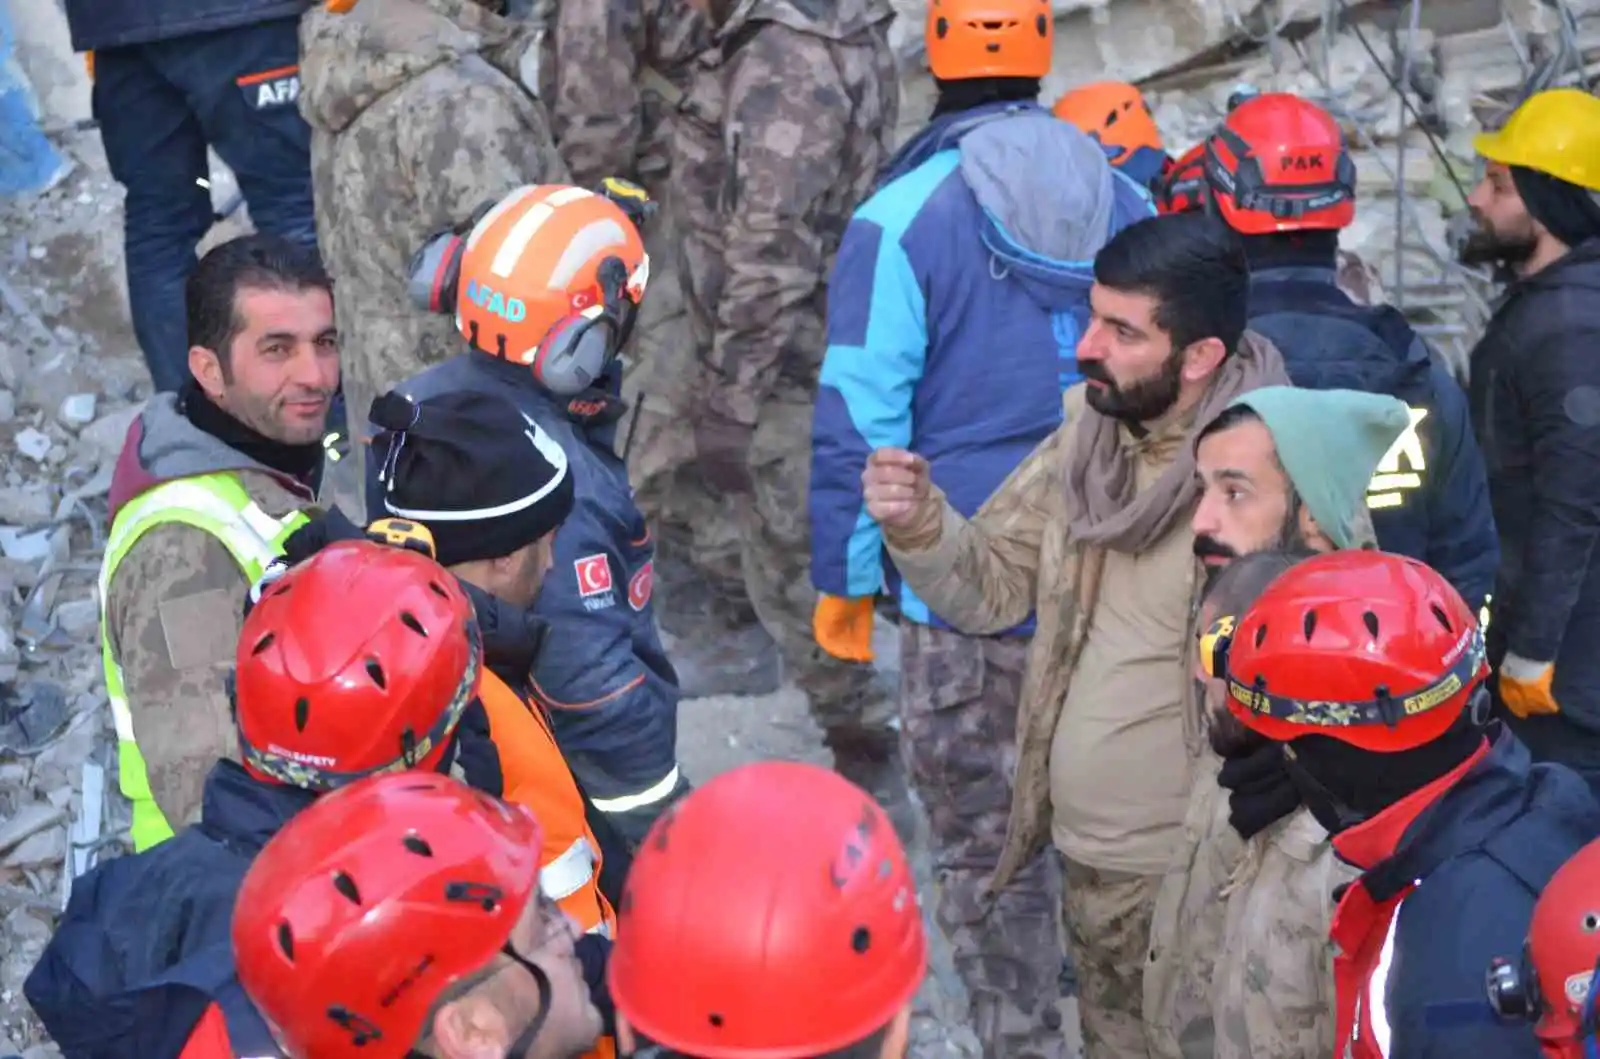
left=0, top=0, right=1598, bottom=1054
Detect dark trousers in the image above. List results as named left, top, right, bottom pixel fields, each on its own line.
left=92, top=16, right=316, bottom=394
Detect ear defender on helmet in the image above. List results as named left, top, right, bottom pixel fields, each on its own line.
left=406, top=199, right=499, bottom=316
left=531, top=255, right=633, bottom=397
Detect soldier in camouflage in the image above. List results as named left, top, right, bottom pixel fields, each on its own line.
left=656, top=0, right=903, bottom=780
left=298, top=0, right=567, bottom=516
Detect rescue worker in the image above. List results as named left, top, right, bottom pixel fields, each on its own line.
left=100, top=233, right=336, bottom=852
left=1487, top=836, right=1600, bottom=1058
left=391, top=183, right=687, bottom=848
left=609, top=761, right=927, bottom=1058
left=26, top=541, right=488, bottom=1058
left=1146, top=386, right=1409, bottom=1058
left=1462, top=88, right=1600, bottom=785
left=62, top=0, right=316, bottom=394
left=809, top=3, right=1152, bottom=1050
left=297, top=0, right=568, bottom=511
left=232, top=771, right=604, bottom=1059
left=643, top=0, right=902, bottom=743
left=1215, top=549, right=1600, bottom=1058
left=1202, top=92, right=1499, bottom=609
left=861, top=212, right=1289, bottom=1057
left=1052, top=80, right=1170, bottom=193
left=368, top=387, right=627, bottom=1032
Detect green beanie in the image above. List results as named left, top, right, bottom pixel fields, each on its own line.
left=1222, top=386, right=1411, bottom=550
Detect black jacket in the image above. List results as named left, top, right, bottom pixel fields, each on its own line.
left=62, top=0, right=309, bottom=52
left=1468, top=239, right=1600, bottom=768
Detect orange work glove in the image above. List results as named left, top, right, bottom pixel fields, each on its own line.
left=813, top=594, right=876, bottom=663
left=1499, top=653, right=1560, bottom=718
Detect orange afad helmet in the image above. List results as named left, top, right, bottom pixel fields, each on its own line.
left=1053, top=81, right=1164, bottom=162
left=926, top=0, right=1053, bottom=81
left=1204, top=92, right=1357, bottom=235
left=408, top=184, right=650, bottom=396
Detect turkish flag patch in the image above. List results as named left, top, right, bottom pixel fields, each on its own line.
left=628, top=562, right=654, bottom=611
left=575, top=554, right=613, bottom=597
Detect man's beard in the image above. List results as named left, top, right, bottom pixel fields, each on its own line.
left=1080, top=347, right=1184, bottom=424
left=1458, top=210, right=1538, bottom=269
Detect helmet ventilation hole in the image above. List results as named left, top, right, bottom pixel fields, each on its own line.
left=293, top=697, right=310, bottom=733
left=365, top=659, right=387, bottom=689
left=252, top=632, right=275, bottom=655
left=1035, top=13, right=1048, bottom=35
left=708, top=1013, right=725, bottom=1028
left=1105, top=108, right=1120, bottom=126
left=1253, top=623, right=1268, bottom=649
left=333, top=871, right=362, bottom=905
left=399, top=611, right=428, bottom=637
left=934, top=16, right=948, bottom=38
left=276, top=922, right=295, bottom=961
left=1302, top=609, right=1318, bottom=640
left=1430, top=603, right=1453, bottom=632
left=1363, top=611, right=1380, bottom=638
left=428, top=581, right=450, bottom=599
left=1584, top=912, right=1600, bottom=932
left=402, top=833, right=433, bottom=857
left=852, top=926, right=873, bottom=954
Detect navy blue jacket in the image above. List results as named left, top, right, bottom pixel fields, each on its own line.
left=809, top=103, right=1153, bottom=631
left=1469, top=239, right=1600, bottom=771
left=1356, top=731, right=1600, bottom=1056
left=24, top=762, right=307, bottom=1059
left=1248, top=265, right=1498, bottom=609
left=380, top=353, right=682, bottom=843
left=62, top=0, right=309, bottom=52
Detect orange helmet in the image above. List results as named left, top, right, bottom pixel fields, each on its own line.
left=609, top=761, right=927, bottom=1057
left=233, top=772, right=546, bottom=1059
left=925, top=0, right=1052, bottom=81
left=407, top=184, right=649, bottom=395
left=1210, top=551, right=1488, bottom=753
left=1486, top=837, right=1600, bottom=1059
left=1052, top=80, right=1167, bottom=187
left=1204, top=92, right=1357, bottom=234
left=1157, top=143, right=1207, bottom=214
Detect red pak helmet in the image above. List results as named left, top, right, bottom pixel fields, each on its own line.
left=1204, top=92, right=1357, bottom=234
left=1157, top=142, right=1207, bottom=214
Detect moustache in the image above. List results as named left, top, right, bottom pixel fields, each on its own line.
left=1078, top=360, right=1112, bottom=386
left=1193, top=534, right=1237, bottom=562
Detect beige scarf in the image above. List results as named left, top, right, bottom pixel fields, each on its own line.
left=1064, top=330, right=1290, bottom=552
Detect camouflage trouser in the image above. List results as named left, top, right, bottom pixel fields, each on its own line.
left=1061, top=858, right=1161, bottom=1059
left=900, top=622, right=1067, bottom=1059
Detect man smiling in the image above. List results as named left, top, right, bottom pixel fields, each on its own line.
left=1192, top=386, right=1411, bottom=576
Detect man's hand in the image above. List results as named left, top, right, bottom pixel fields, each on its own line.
left=694, top=415, right=755, bottom=497
left=863, top=448, right=932, bottom=531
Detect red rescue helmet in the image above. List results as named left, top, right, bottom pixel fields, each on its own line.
left=235, top=540, right=482, bottom=789
left=1204, top=92, right=1357, bottom=234
left=1487, top=837, right=1600, bottom=1058
left=1157, top=142, right=1207, bottom=214
left=233, top=772, right=544, bottom=1059
left=1218, top=551, right=1488, bottom=752
left=925, top=0, right=1053, bottom=81
left=609, top=761, right=927, bottom=1057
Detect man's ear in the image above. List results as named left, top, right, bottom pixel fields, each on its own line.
left=1180, top=336, right=1229, bottom=383
left=188, top=345, right=226, bottom=399
left=1297, top=503, right=1334, bottom=553
left=430, top=989, right=514, bottom=1059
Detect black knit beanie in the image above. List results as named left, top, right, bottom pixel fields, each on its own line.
left=369, top=390, right=574, bottom=567
left=1511, top=165, right=1600, bottom=249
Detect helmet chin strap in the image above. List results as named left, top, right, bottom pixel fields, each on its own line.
left=504, top=948, right=554, bottom=1058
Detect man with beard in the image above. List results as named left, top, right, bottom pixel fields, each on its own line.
left=861, top=212, right=1290, bottom=1057
left=1191, top=386, right=1411, bottom=576
left=100, top=234, right=338, bottom=852
left=1462, top=87, right=1600, bottom=787
left=1144, top=387, right=1406, bottom=1059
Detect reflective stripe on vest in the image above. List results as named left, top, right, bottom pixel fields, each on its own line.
left=589, top=764, right=682, bottom=815
left=99, top=473, right=309, bottom=852
left=1354, top=892, right=1409, bottom=1056
left=478, top=671, right=616, bottom=938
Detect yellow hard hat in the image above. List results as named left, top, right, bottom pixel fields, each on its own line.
left=1473, top=87, right=1600, bottom=192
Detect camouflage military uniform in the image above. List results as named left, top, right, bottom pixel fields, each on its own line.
left=299, top=0, right=567, bottom=515
left=1210, top=809, right=1357, bottom=1059
left=541, top=0, right=712, bottom=401
left=902, top=623, right=1067, bottom=1059
left=655, top=0, right=899, bottom=732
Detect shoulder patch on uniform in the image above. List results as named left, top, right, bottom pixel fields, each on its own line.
left=575, top=554, right=616, bottom=611
left=628, top=561, right=654, bottom=612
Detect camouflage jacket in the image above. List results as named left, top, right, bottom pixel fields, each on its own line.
left=299, top=0, right=567, bottom=490
left=542, top=0, right=712, bottom=196
left=672, top=0, right=897, bottom=425
left=1211, top=808, right=1359, bottom=1059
